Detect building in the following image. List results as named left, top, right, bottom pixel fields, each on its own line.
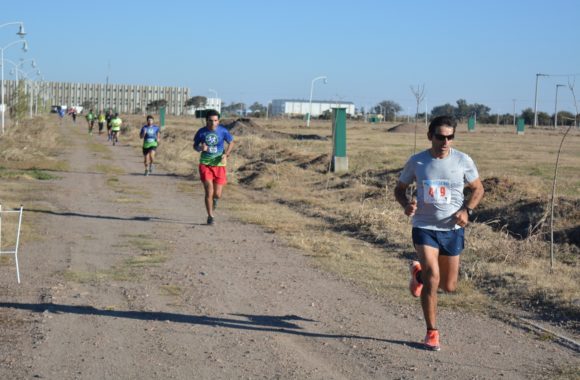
left=271, top=99, right=355, bottom=118
left=2, top=80, right=190, bottom=115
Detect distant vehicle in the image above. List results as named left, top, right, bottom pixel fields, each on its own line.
left=51, top=105, right=66, bottom=113
left=51, top=105, right=83, bottom=114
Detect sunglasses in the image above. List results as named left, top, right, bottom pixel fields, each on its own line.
left=433, top=133, right=455, bottom=141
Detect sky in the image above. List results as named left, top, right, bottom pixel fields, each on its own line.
left=2, top=0, right=579, bottom=115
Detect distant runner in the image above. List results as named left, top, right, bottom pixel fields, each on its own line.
left=97, top=110, right=106, bottom=135
left=110, top=113, right=122, bottom=146
left=106, top=110, right=113, bottom=141
left=85, top=109, right=96, bottom=135
left=192, top=110, right=234, bottom=225
left=394, top=115, right=484, bottom=351
left=140, top=115, right=161, bottom=176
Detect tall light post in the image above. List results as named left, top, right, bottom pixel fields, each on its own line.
left=4, top=58, right=36, bottom=82
left=0, top=22, right=26, bottom=37
left=554, top=84, right=565, bottom=128
left=208, top=88, right=218, bottom=112
left=1, top=39, right=28, bottom=135
left=533, top=73, right=548, bottom=128
left=306, top=75, right=327, bottom=127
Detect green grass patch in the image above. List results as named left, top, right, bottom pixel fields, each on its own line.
left=125, top=252, right=167, bottom=267
left=123, top=234, right=167, bottom=252
left=160, top=285, right=182, bottom=296
left=87, top=141, right=110, bottom=154
left=61, top=268, right=134, bottom=283
left=95, top=164, right=124, bottom=175
left=0, top=167, right=59, bottom=180
left=0, top=256, right=13, bottom=266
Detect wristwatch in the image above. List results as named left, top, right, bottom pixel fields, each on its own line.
left=464, top=207, right=474, bottom=217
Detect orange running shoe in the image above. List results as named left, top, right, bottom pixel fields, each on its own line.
left=409, top=261, right=423, bottom=297
left=424, top=329, right=441, bottom=351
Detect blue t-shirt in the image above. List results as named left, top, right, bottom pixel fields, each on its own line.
left=399, top=148, right=479, bottom=231
left=193, top=125, right=234, bottom=167
left=140, top=125, right=160, bottom=148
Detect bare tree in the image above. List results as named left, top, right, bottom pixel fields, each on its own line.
left=410, top=84, right=425, bottom=154
left=549, top=78, right=577, bottom=270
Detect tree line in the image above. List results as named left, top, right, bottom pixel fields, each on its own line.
left=372, top=98, right=578, bottom=126
left=85, top=94, right=577, bottom=126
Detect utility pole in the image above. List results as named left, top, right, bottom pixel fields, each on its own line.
left=533, top=73, right=548, bottom=127
left=554, top=84, right=565, bottom=128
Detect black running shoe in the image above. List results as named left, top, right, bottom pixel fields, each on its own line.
left=207, top=216, right=214, bottom=225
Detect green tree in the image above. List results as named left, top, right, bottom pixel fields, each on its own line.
left=185, top=96, right=207, bottom=108
left=222, top=102, right=245, bottom=116
left=537, top=111, right=551, bottom=126
left=555, top=110, right=575, bottom=126
left=430, top=100, right=491, bottom=122
left=9, top=80, right=28, bottom=126
left=146, top=99, right=167, bottom=113
left=455, top=99, right=470, bottom=121
left=431, top=103, right=456, bottom=118
left=520, top=108, right=534, bottom=125
left=373, top=100, right=402, bottom=121
left=249, top=102, right=266, bottom=117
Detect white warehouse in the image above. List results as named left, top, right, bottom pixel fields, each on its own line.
left=271, top=99, right=355, bottom=117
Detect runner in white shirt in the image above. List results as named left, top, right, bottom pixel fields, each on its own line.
left=394, top=115, right=484, bottom=351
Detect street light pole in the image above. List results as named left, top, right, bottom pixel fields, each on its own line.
left=1, top=39, right=28, bottom=135
left=208, top=88, right=218, bottom=112
left=554, top=84, right=565, bottom=128
left=306, top=75, right=327, bottom=127
left=533, top=73, right=548, bottom=128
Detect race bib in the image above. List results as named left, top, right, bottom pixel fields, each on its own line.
left=422, top=180, right=451, bottom=204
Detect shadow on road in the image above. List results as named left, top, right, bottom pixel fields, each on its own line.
left=26, top=208, right=194, bottom=226
left=0, top=302, right=424, bottom=349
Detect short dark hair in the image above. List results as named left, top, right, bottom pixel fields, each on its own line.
left=146, top=115, right=154, bottom=121
left=428, top=115, right=457, bottom=135
left=205, top=109, right=220, bottom=120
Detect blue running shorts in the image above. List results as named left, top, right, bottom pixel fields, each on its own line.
left=412, top=227, right=464, bottom=256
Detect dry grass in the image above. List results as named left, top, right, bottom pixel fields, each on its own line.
left=160, top=116, right=579, bottom=326
left=2, top=114, right=578, bottom=331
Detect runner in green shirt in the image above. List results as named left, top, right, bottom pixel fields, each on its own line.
left=111, top=114, right=122, bottom=146
left=85, top=109, right=96, bottom=135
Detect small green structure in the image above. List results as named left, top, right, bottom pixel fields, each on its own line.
left=159, top=107, right=166, bottom=128
left=468, top=116, right=476, bottom=132
left=516, top=117, right=525, bottom=135
left=331, top=108, right=348, bottom=173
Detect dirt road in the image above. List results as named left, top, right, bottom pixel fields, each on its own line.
left=0, top=121, right=578, bottom=379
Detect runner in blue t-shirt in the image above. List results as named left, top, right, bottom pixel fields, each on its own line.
left=139, top=115, right=161, bottom=176
left=193, top=110, right=234, bottom=225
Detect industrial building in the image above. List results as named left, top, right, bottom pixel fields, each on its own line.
left=1, top=80, right=190, bottom=115
left=271, top=99, right=355, bottom=118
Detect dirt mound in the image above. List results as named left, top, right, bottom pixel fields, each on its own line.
left=387, top=123, right=427, bottom=133
left=225, top=118, right=327, bottom=141
left=224, top=118, right=266, bottom=136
